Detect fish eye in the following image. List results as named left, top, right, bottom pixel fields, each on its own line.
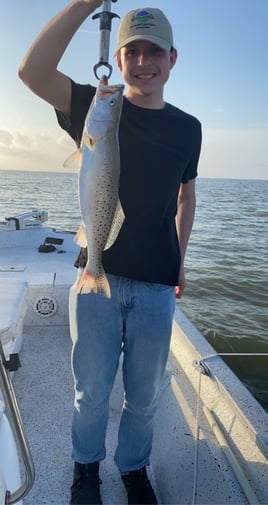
left=110, top=99, right=116, bottom=107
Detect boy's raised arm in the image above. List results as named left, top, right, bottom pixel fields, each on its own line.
left=18, top=0, right=103, bottom=115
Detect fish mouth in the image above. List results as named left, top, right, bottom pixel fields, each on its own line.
left=98, top=84, right=124, bottom=100
left=98, top=84, right=124, bottom=93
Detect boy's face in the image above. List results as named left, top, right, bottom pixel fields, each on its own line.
left=116, top=40, right=177, bottom=100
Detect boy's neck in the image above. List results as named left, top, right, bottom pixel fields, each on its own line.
left=125, top=89, right=166, bottom=110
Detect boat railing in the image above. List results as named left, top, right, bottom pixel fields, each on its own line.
left=0, top=341, right=35, bottom=504
left=191, top=351, right=268, bottom=505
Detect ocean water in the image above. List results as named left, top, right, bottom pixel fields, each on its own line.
left=0, top=170, right=267, bottom=411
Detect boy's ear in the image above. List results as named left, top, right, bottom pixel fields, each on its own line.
left=116, top=52, right=123, bottom=72
left=170, top=48, right=178, bottom=69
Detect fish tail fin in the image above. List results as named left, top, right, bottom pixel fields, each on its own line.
left=76, top=268, right=111, bottom=298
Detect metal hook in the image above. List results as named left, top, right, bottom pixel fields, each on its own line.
left=93, top=62, right=113, bottom=80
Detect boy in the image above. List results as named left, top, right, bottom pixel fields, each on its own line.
left=19, top=2, right=202, bottom=503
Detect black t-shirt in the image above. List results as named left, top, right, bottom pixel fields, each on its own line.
left=56, top=81, right=202, bottom=286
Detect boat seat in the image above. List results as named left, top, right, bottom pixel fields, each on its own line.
left=0, top=279, right=28, bottom=354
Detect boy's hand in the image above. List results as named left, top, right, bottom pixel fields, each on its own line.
left=175, top=265, right=186, bottom=299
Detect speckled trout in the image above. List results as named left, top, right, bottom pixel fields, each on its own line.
left=65, top=79, right=124, bottom=297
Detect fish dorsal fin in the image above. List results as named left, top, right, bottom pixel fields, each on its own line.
left=104, top=199, right=125, bottom=251
left=63, top=149, right=82, bottom=170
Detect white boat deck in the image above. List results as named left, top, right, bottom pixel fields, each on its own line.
left=11, top=324, right=252, bottom=505
left=0, top=221, right=268, bottom=505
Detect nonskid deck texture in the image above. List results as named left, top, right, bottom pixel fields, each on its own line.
left=13, top=325, right=252, bottom=505
left=13, top=326, right=128, bottom=505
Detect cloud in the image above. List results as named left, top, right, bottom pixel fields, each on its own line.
left=198, top=127, right=268, bottom=179
left=0, top=129, right=13, bottom=147
left=0, top=127, right=75, bottom=172
left=1, top=126, right=267, bottom=180
left=15, top=133, right=33, bottom=147
left=0, top=129, right=33, bottom=153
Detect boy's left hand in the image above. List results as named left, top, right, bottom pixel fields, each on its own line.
left=175, top=265, right=186, bottom=299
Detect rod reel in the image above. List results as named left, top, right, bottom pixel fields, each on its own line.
left=93, top=0, right=119, bottom=80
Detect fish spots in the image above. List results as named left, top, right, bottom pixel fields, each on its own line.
left=94, top=179, right=117, bottom=235
left=75, top=81, right=125, bottom=297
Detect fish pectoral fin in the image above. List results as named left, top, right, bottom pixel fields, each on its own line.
left=63, top=150, right=82, bottom=170
left=104, top=199, right=125, bottom=251
left=84, top=135, right=95, bottom=149
left=74, top=223, right=87, bottom=248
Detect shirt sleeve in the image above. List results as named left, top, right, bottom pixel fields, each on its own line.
left=55, top=80, right=96, bottom=147
left=182, top=118, right=202, bottom=184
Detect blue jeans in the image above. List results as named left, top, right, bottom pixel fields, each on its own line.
left=69, top=274, right=175, bottom=473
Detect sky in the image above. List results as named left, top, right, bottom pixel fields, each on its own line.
left=0, top=0, right=267, bottom=179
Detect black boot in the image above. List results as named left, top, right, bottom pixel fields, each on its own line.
left=121, top=466, right=158, bottom=505
left=70, top=462, right=102, bottom=505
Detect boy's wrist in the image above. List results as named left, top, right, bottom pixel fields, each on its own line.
left=69, top=0, right=101, bottom=21
left=72, top=0, right=102, bottom=10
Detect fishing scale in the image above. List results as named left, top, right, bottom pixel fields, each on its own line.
left=93, top=0, right=119, bottom=80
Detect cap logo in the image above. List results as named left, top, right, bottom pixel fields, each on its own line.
left=131, top=10, right=155, bottom=30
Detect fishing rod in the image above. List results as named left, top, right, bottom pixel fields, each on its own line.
left=93, top=0, right=119, bottom=80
